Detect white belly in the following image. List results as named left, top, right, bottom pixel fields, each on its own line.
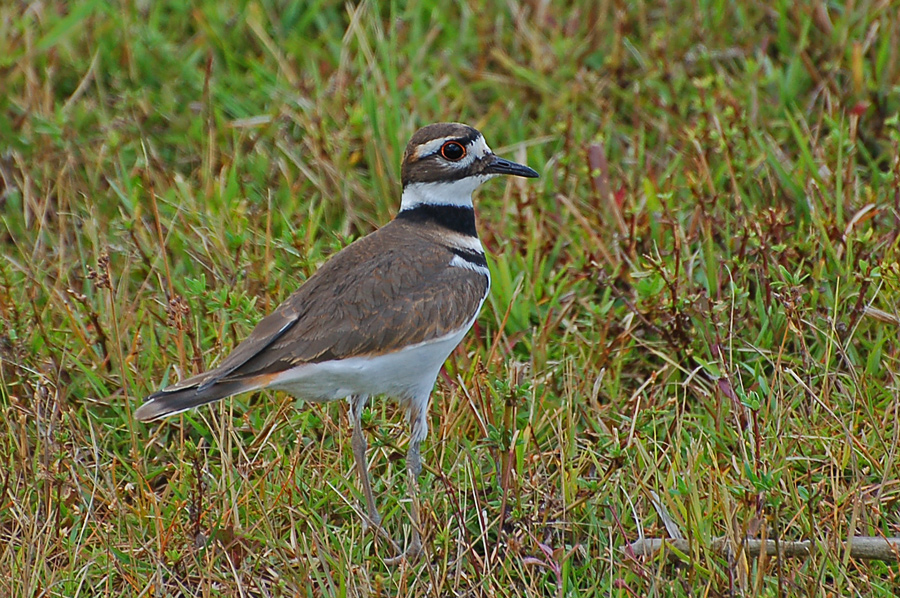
left=267, top=321, right=474, bottom=402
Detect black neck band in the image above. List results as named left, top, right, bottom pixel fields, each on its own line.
left=396, top=204, right=478, bottom=237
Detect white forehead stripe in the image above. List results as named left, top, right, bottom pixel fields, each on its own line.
left=467, top=135, right=492, bottom=158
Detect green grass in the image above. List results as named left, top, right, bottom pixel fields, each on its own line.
left=2, top=0, right=900, bottom=595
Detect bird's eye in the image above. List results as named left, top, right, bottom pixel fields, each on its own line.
left=440, top=141, right=466, bottom=161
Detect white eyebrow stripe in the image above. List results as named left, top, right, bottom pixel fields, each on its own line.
left=412, top=134, right=492, bottom=160
left=413, top=136, right=461, bottom=159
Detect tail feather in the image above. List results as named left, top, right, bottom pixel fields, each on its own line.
left=134, top=379, right=258, bottom=421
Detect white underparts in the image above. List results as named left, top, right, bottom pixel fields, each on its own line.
left=267, top=302, right=487, bottom=416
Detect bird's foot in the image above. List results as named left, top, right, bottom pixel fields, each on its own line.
left=361, top=511, right=402, bottom=555
left=382, top=533, right=422, bottom=565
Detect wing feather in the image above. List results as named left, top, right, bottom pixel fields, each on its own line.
left=169, top=220, right=488, bottom=390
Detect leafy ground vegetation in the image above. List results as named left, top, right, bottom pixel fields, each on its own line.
left=2, top=1, right=899, bottom=596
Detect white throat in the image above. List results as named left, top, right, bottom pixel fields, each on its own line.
left=400, top=177, right=493, bottom=211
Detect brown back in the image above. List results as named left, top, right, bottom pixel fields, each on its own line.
left=169, top=219, right=489, bottom=391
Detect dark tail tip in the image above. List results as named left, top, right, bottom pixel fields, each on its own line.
left=133, top=397, right=179, bottom=421
left=134, top=380, right=253, bottom=421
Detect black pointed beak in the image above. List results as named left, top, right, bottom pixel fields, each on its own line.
left=484, top=155, right=540, bottom=178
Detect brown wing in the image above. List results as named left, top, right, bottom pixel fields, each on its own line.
left=168, top=220, right=489, bottom=392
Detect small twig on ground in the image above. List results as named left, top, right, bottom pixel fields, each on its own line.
left=628, top=536, right=900, bottom=562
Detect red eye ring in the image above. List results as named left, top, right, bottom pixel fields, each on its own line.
left=440, top=141, right=466, bottom=161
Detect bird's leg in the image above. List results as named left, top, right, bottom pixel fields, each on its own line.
left=405, top=436, right=424, bottom=560
left=385, top=405, right=428, bottom=563
left=349, top=395, right=381, bottom=529
left=350, top=396, right=401, bottom=555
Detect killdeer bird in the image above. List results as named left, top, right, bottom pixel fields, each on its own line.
left=135, top=122, right=539, bottom=561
